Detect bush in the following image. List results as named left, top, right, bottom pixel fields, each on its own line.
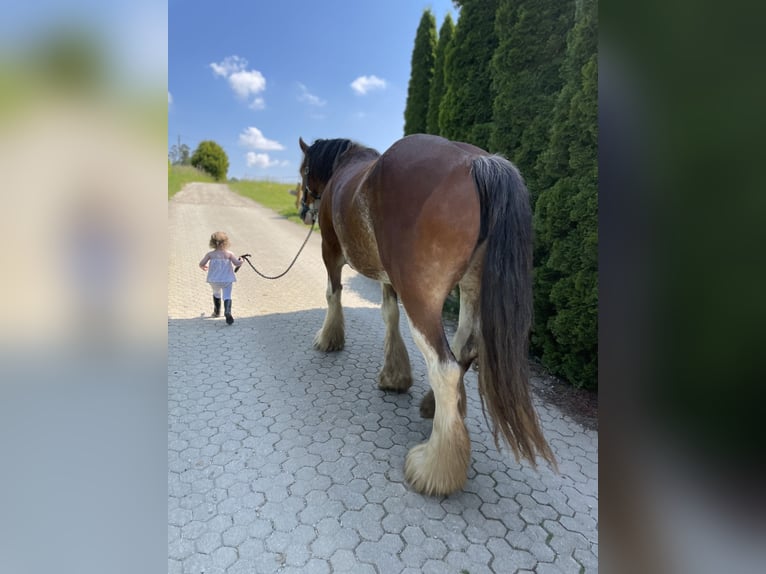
left=191, top=140, right=229, bottom=181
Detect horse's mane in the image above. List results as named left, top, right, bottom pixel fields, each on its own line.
left=307, top=138, right=379, bottom=182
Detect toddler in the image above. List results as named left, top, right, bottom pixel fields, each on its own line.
left=199, top=231, right=243, bottom=324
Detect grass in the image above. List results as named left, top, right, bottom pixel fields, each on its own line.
left=227, top=179, right=302, bottom=224
left=168, top=164, right=216, bottom=198
left=167, top=167, right=302, bottom=224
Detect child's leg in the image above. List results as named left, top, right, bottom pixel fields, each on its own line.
left=222, top=283, right=234, bottom=325
left=210, top=284, right=223, bottom=317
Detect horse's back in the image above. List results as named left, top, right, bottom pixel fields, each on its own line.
left=365, top=134, right=483, bottom=298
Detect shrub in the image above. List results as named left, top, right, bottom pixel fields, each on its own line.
left=191, top=140, right=229, bottom=181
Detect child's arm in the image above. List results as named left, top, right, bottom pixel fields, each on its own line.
left=199, top=253, right=210, bottom=270
left=228, top=251, right=244, bottom=268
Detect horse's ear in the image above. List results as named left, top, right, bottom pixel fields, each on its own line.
left=299, top=137, right=309, bottom=152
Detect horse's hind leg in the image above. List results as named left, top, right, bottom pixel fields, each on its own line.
left=378, top=283, right=413, bottom=392
left=314, top=249, right=345, bottom=352
left=403, top=303, right=471, bottom=495
left=420, top=252, right=482, bottom=419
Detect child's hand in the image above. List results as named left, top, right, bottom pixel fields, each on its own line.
left=200, top=264, right=208, bottom=271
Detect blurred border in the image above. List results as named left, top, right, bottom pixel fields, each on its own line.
left=0, top=2, right=167, bottom=573
left=601, top=1, right=766, bottom=573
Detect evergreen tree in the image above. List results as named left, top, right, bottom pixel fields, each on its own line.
left=490, top=0, right=574, bottom=202
left=191, top=140, right=229, bottom=181
left=404, top=10, right=437, bottom=135
left=439, top=0, right=498, bottom=149
left=426, top=14, right=455, bottom=135
left=532, top=0, right=598, bottom=389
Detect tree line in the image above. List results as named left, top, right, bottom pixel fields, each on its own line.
left=404, top=0, right=597, bottom=389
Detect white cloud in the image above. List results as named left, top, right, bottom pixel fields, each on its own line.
left=297, top=83, right=326, bottom=107
left=249, top=97, right=266, bottom=111
left=210, top=55, right=247, bottom=77
left=246, top=152, right=289, bottom=168
left=211, top=55, right=266, bottom=108
left=350, top=75, right=387, bottom=95
left=228, top=69, right=266, bottom=99
left=239, top=127, right=284, bottom=151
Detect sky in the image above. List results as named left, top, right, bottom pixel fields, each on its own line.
left=169, top=0, right=459, bottom=182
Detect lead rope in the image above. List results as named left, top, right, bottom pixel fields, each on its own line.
left=238, top=221, right=316, bottom=280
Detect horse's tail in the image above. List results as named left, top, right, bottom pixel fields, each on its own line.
left=470, top=155, right=557, bottom=470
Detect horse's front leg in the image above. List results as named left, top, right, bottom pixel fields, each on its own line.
left=378, top=283, right=413, bottom=392
left=314, top=248, right=345, bottom=352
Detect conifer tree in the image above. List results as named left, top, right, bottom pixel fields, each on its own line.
left=490, top=0, right=574, bottom=202
left=532, top=0, right=598, bottom=388
left=439, top=0, right=498, bottom=149
left=426, top=14, right=455, bottom=135
left=404, top=10, right=437, bottom=135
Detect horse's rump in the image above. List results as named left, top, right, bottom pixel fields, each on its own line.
left=358, top=135, right=482, bottom=298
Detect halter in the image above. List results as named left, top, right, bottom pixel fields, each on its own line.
left=299, top=165, right=321, bottom=223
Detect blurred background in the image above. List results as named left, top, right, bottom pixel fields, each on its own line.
left=600, top=1, right=766, bottom=573
left=0, top=1, right=166, bottom=573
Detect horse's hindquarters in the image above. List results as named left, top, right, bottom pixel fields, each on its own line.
left=367, top=137, right=482, bottom=301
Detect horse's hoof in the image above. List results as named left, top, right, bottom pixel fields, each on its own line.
left=419, top=390, right=435, bottom=419
left=378, top=371, right=412, bottom=393
left=404, top=442, right=466, bottom=496
left=313, top=340, right=344, bottom=352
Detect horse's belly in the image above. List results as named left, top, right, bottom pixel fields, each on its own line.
left=347, top=260, right=390, bottom=283
left=334, top=206, right=388, bottom=282
left=340, top=234, right=388, bottom=282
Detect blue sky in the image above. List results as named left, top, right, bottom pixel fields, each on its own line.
left=169, top=0, right=458, bottom=182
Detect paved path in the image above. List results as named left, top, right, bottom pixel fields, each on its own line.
left=168, top=183, right=598, bottom=574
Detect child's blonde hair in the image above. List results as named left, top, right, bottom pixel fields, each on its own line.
left=209, top=231, right=230, bottom=250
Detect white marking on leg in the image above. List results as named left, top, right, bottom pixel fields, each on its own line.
left=325, top=279, right=342, bottom=324
left=410, top=322, right=461, bottom=443
left=315, top=278, right=344, bottom=350
left=404, top=319, right=470, bottom=494
left=409, top=324, right=461, bottom=428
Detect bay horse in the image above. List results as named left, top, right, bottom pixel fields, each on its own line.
left=298, top=133, right=556, bottom=495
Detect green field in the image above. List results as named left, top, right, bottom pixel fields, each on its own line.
left=168, top=164, right=216, bottom=198
left=168, top=166, right=302, bottom=224
left=227, top=179, right=302, bottom=224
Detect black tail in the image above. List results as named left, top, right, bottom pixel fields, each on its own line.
left=471, top=155, right=557, bottom=469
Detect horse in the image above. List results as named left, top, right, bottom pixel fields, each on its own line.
left=298, top=133, right=556, bottom=495
left=288, top=181, right=302, bottom=210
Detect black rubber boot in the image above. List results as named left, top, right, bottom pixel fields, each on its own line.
left=212, top=296, right=221, bottom=318
left=224, top=299, right=233, bottom=325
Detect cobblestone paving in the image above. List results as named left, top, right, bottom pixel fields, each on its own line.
left=169, top=184, right=598, bottom=574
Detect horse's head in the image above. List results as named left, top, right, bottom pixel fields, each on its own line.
left=298, top=137, right=358, bottom=225
left=298, top=137, right=321, bottom=225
